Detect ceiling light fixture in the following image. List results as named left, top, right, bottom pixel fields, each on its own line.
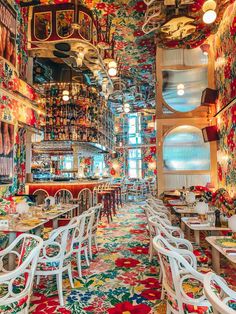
left=202, top=0, right=217, bottom=24
left=123, top=103, right=130, bottom=108
left=124, top=107, right=130, bottom=113
left=177, top=83, right=185, bottom=90
left=108, top=60, right=117, bottom=68
left=108, top=67, right=117, bottom=77
left=177, top=89, right=185, bottom=96
left=62, top=90, right=69, bottom=101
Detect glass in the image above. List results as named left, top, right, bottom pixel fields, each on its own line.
left=207, top=213, right=215, bottom=226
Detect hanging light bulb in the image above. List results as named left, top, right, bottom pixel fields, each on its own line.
left=202, top=0, right=217, bottom=24
left=177, top=89, right=185, bottom=96
left=108, top=67, right=117, bottom=77
left=177, top=84, right=185, bottom=90
left=123, top=103, right=130, bottom=108
left=108, top=60, right=117, bottom=68
left=62, top=90, right=69, bottom=101
left=124, top=107, right=130, bottom=113
left=203, top=10, right=217, bottom=24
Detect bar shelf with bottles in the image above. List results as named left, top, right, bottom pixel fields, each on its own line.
left=42, top=82, right=114, bottom=150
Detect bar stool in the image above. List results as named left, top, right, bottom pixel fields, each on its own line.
left=111, top=184, right=123, bottom=208
left=97, top=191, right=113, bottom=223
left=103, top=187, right=116, bottom=215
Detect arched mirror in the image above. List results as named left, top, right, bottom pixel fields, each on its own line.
left=163, top=125, right=210, bottom=171
left=162, top=48, right=208, bottom=112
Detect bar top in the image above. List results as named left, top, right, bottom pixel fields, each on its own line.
left=26, top=179, right=110, bottom=186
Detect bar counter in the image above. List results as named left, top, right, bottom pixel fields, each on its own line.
left=26, top=179, right=108, bottom=198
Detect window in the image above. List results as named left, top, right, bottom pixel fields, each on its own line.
left=128, top=148, right=142, bottom=178
left=128, top=113, right=142, bottom=145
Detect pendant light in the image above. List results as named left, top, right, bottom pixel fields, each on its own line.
left=203, top=0, right=217, bottom=24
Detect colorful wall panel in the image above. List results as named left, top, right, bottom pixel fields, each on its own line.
left=212, top=2, right=236, bottom=197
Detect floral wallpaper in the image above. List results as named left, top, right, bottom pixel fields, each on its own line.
left=211, top=1, right=236, bottom=197
left=0, top=2, right=41, bottom=197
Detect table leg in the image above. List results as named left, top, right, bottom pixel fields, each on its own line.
left=8, top=232, right=17, bottom=271
left=194, top=230, right=200, bottom=245
left=211, top=246, right=221, bottom=274
left=53, top=218, right=58, bottom=229
left=186, top=225, right=191, bottom=240
left=180, top=215, right=185, bottom=231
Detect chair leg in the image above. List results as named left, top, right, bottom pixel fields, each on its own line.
left=84, top=246, right=90, bottom=266
left=94, top=235, right=98, bottom=251
left=56, top=273, right=64, bottom=306
left=88, top=236, right=93, bottom=260
left=76, top=252, right=82, bottom=277
left=36, top=275, right=40, bottom=286
left=68, top=264, right=74, bottom=288
left=149, top=239, right=153, bottom=262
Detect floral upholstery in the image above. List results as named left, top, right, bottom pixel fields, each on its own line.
left=212, top=188, right=235, bottom=216
left=36, top=256, right=71, bottom=271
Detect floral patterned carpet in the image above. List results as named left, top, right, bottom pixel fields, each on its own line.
left=29, top=202, right=236, bottom=314
left=30, top=203, right=166, bottom=313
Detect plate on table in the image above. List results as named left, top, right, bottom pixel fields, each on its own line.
left=20, top=218, right=42, bottom=226
left=216, top=238, right=236, bottom=248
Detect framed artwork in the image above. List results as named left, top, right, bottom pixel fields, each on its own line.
left=0, top=0, right=17, bottom=67
left=34, top=11, right=52, bottom=41
left=56, top=10, right=74, bottom=38
left=78, top=11, right=92, bottom=41
left=0, top=121, right=14, bottom=185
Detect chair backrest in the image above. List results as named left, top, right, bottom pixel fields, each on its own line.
left=152, top=235, right=206, bottom=314
left=71, top=210, right=95, bottom=243
left=78, top=188, right=92, bottom=213
left=151, top=214, right=184, bottom=238
left=204, top=272, right=236, bottom=314
left=0, top=234, right=43, bottom=308
left=33, top=189, right=49, bottom=205
left=87, top=203, right=102, bottom=232
left=143, top=204, right=170, bottom=222
left=148, top=215, right=193, bottom=253
left=54, top=189, right=73, bottom=204
left=44, top=223, right=77, bottom=267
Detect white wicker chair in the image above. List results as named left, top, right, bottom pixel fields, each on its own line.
left=153, top=235, right=212, bottom=314
left=71, top=210, right=94, bottom=277
left=204, top=272, right=236, bottom=314
left=87, top=204, right=102, bottom=259
left=0, top=234, right=43, bottom=313
left=77, top=188, right=93, bottom=214
left=35, top=223, right=76, bottom=306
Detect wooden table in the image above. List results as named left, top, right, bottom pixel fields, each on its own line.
left=168, top=199, right=188, bottom=207
left=0, top=204, right=78, bottom=269
left=173, top=207, right=198, bottom=229
left=181, top=217, right=230, bottom=245
left=206, top=236, right=236, bottom=273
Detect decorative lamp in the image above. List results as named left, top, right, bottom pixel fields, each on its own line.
left=203, top=0, right=217, bottom=24
left=195, top=201, right=208, bottom=221
left=124, top=103, right=130, bottom=108
left=228, top=215, right=236, bottom=239
left=186, top=192, right=196, bottom=204
left=16, top=201, right=29, bottom=215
